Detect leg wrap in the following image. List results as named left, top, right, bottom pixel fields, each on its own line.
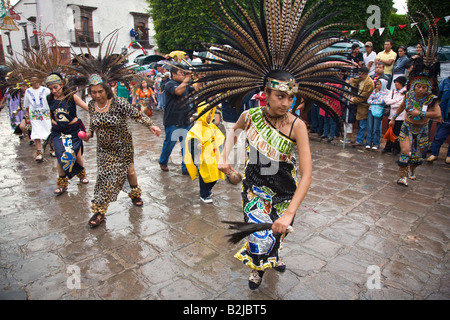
left=91, top=202, right=109, bottom=215
left=77, top=169, right=87, bottom=180
left=56, top=176, right=69, bottom=188
left=398, top=166, right=409, bottom=179
left=128, top=185, right=142, bottom=199
left=397, top=154, right=410, bottom=168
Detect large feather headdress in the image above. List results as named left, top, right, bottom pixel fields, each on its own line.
left=407, top=1, right=440, bottom=94
left=69, top=29, right=134, bottom=89
left=5, top=23, right=73, bottom=84
left=188, top=0, right=357, bottom=120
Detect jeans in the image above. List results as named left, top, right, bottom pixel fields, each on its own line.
left=309, top=104, right=323, bottom=134
left=322, top=116, right=337, bottom=139
left=366, top=112, right=382, bottom=147
left=356, top=119, right=368, bottom=145
left=199, top=175, right=217, bottom=199
left=159, top=125, right=189, bottom=172
left=431, top=120, right=450, bottom=157
left=158, top=93, right=165, bottom=110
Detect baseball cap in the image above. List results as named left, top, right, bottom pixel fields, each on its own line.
left=365, top=41, right=373, bottom=47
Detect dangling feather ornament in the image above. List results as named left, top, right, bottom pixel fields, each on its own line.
left=188, top=0, right=358, bottom=122
left=407, top=0, right=440, bottom=94
left=222, top=221, right=294, bottom=244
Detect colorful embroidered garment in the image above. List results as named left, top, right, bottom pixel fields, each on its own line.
left=235, top=107, right=298, bottom=271
left=50, top=98, right=84, bottom=178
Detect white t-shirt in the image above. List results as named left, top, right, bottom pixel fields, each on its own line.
left=24, top=86, right=51, bottom=140
left=363, top=51, right=377, bottom=77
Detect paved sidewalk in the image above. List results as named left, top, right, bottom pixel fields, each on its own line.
left=0, top=108, right=449, bottom=300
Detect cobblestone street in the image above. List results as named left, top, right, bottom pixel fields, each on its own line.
left=0, top=107, right=449, bottom=300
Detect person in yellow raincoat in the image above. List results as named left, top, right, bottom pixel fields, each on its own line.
left=185, top=103, right=225, bottom=203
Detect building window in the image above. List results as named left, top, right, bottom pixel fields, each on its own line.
left=130, top=12, right=152, bottom=49
left=70, top=5, right=99, bottom=45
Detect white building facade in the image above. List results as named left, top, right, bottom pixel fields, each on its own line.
left=1, top=0, right=157, bottom=65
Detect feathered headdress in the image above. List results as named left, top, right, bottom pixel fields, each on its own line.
left=407, top=1, right=440, bottom=94
left=5, top=23, right=73, bottom=84
left=70, top=29, right=134, bottom=89
left=188, top=0, right=357, bottom=121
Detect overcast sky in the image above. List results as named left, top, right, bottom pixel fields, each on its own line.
left=393, top=0, right=408, bottom=15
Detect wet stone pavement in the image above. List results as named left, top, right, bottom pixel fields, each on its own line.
left=0, top=107, right=449, bottom=300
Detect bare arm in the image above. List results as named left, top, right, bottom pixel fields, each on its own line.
left=174, top=74, right=192, bottom=96
left=73, top=94, right=88, bottom=111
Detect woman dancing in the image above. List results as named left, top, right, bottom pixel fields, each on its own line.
left=46, top=73, right=90, bottom=195
left=71, top=32, right=162, bottom=227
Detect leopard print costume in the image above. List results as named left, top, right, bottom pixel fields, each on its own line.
left=88, top=96, right=154, bottom=213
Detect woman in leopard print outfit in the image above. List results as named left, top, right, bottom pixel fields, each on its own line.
left=85, top=82, right=161, bottom=227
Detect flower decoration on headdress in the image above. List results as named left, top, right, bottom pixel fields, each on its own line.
left=88, top=74, right=104, bottom=86
left=187, top=0, right=358, bottom=122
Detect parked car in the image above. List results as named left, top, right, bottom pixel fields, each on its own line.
left=319, top=39, right=366, bottom=59
left=407, top=46, right=450, bottom=62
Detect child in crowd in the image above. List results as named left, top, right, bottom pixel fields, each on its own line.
left=184, top=103, right=225, bottom=203
left=366, top=78, right=389, bottom=150
left=383, top=76, right=407, bottom=155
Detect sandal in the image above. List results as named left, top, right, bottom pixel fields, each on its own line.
left=35, top=150, right=43, bottom=162
left=131, top=197, right=144, bottom=207
left=248, top=270, right=264, bottom=290
left=54, top=186, right=68, bottom=195
left=397, top=177, right=408, bottom=187
left=77, top=169, right=89, bottom=184
left=54, top=176, right=69, bottom=196
left=129, top=185, right=143, bottom=206
left=88, top=212, right=105, bottom=228
left=274, top=257, right=286, bottom=272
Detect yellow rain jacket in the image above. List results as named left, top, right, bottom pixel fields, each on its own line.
left=184, top=104, right=225, bottom=183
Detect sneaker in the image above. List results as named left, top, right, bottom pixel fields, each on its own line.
left=200, top=196, right=213, bottom=204
left=365, top=145, right=371, bottom=149
left=446, top=157, right=450, bottom=164
left=426, top=155, right=438, bottom=162
left=372, top=145, right=378, bottom=150
left=340, top=139, right=351, bottom=144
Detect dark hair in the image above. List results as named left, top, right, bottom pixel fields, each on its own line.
left=169, top=63, right=188, bottom=77
left=88, top=82, right=114, bottom=99
left=351, top=43, right=360, bottom=50
left=46, top=72, right=74, bottom=102
left=385, top=39, right=394, bottom=46
left=359, top=66, right=369, bottom=74
left=394, top=76, right=407, bottom=86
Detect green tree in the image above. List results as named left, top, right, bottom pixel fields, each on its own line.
left=147, top=0, right=396, bottom=54
left=407, top=0, right=450, bottom=46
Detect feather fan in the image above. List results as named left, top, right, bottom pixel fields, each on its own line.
left=222, top=220, right=293, bottom=244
